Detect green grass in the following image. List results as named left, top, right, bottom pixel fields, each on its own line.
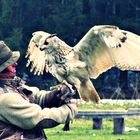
left=44, top=118, right=140, bottom=140
left=44, top=100, right=140, bottom=140
left=78, top=100, right=140, bottom=110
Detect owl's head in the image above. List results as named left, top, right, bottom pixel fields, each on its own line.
left=32, top=31, right=71, bottom=55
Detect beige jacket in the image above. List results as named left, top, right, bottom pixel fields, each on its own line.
left=0, top=84, right=77, bottom=130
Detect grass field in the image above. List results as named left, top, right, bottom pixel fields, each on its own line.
left=44, top=100, right=140, bottom=140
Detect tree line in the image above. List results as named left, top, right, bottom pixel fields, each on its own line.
left=0, top=0, right=140, bottom=99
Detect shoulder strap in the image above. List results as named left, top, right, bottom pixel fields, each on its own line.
left=0, top=83, right=8, bottom=94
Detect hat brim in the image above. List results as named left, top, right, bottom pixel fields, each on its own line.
left=0, top=51, right=20, bottom=72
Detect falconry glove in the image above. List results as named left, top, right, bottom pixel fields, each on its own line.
left=44, top=84, right=74, bottom=108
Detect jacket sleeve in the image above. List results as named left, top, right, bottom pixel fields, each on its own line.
left=0, top=92, right=77, bottom=130
left=21, top=84, right=73, bottom=108
left=21, top=84, right=58, bottom=107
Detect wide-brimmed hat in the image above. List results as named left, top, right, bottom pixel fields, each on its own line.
left=0, top=41, right=20, bottom=72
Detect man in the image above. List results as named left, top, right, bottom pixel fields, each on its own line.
left=0, top=41, right=78, bottom=139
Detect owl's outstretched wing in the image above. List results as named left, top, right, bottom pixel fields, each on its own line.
left=74, top=25, right=140, bottom=79
left=26, top=31, right=48, bottom=75
left=26, top=31, right=72, bottom=76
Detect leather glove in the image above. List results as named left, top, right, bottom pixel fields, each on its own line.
left=44, top=84, right=75, bottom=108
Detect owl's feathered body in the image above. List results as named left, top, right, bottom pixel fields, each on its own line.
left=26, top=25, right=140, bottom=103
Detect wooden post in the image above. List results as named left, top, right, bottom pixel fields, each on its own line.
left=63, top=121, right=70, bottom=131
left=113, top=118, right=125, bottom=134
left=93, top=118, right=103, bottom=130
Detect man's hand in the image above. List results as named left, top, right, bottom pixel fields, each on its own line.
left=44, top=84, right=75, bottom=108
left=50, top=84, right=74, bottom=104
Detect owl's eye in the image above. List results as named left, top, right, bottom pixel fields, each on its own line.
left=45, top=39, right=49, bottom=45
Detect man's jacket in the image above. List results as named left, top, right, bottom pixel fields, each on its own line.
left=0, top=78, right=77, bottom=139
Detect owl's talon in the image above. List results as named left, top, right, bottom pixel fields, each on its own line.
left=62, top=80, right=75, bottom=95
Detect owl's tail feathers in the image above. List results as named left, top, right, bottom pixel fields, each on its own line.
left=79, top=79, right=100, bottom=103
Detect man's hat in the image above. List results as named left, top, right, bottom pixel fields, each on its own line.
left=0, top=41, right=20, bottom=72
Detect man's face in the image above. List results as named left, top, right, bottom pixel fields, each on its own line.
left=7, top=63, right=17, bottom=74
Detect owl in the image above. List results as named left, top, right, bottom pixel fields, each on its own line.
left=26, top=25, right=140, bottom=103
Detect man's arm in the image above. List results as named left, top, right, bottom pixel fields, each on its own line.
left=0, top=92, right=77, bottom=129
left=21, top=84, right=75, bottom=108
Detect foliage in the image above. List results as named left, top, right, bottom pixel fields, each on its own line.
left=0, top=0, right=140, bottom=98
left=5, top=28, right=23, bottom=52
